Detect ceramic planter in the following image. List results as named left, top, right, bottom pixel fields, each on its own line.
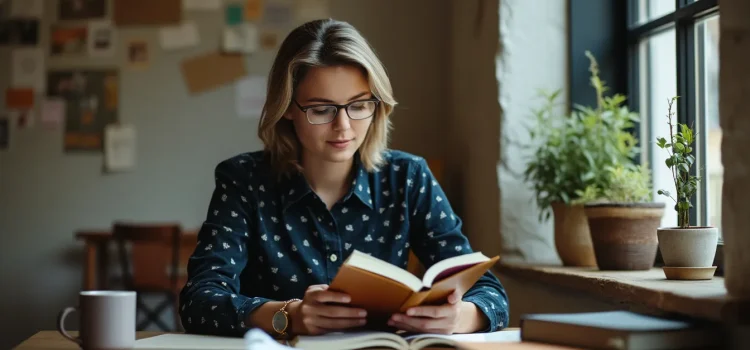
left=551, top=202, right=597, bottom=267
left=657, top=226, right=719, bottom=267
left=584, top=203, right=665, bottom=270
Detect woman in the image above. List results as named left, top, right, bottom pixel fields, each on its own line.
left=179, top=18, right=509, bottom=338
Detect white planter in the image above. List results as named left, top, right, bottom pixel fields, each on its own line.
left=657, top=227, right=719, bottom=267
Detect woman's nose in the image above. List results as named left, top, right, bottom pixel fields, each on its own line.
left=332, top=108, right=351, bottom=130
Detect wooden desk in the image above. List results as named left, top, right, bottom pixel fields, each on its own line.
left=75, top=229, right=199, bottom=290
left=15, top=330, right=570, bottom=350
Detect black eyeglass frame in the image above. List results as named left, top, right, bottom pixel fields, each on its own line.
left=293, top=98, right=381, bottom=125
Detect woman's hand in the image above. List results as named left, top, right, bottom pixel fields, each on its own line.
left=289, top=284, right=368, bottom=335
left=387, top=290, right=487, bottom=334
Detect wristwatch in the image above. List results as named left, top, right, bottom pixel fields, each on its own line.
left=272, top=298, right=301, bottom=338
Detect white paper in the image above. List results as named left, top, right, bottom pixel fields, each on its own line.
left=133, top=333, right=250, bottom=349
left=10, top=0, right=43, bottom=18
left=223, top=23, right=258, bottom=54
left=10, top=109, right=34, bottom=129
left=183, top=0, right=221, bottom=11
left=87, top=21, right=117, bottom=57
left=104, top=124, right=137, bottom=172
left=295, top=0, right=330, bottom=22
left=159, top=21, right=200, bottom=51
left=40, top=98, right=66, bottom=129
left=11, top=48, right=45, bottom=92
left=235, top=76, right=267, bottom=118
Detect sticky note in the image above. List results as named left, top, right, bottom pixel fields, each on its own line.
left=225, top=4, right=243, bottom=25
left=5, top=88, right=34, bottom=109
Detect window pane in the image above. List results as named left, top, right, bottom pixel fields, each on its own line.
left=641, top=28, right=677, bottom=229
left=697, top=15, right=721, bottom=232
left=635, top=0, right=676, bottom=25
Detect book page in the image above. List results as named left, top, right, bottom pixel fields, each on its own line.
left=133, top=334, right=246, bottom=349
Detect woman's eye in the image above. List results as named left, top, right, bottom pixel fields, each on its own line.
left=311, top=106, right=334, bottom=115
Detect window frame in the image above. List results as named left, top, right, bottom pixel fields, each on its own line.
left=627, top=0, right=719, bottom=229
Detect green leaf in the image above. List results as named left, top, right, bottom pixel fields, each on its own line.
left=656, top=137, right=667, bottom=148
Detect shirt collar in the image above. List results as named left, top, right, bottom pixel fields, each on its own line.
left=281, top=153, right=373, bottom=211
left=344, top=153, right=373, bottom=209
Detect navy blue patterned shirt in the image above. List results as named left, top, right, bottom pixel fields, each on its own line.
left=179, top=150, right=509, bottom=336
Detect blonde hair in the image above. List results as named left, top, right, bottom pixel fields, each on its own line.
left=258, top=19, right=397, bottom=177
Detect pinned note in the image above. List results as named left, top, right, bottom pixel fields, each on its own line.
left=263, top=2, right=293, bottom=28
left=225, top=4, right=243, bottom=25
left=41, top=98, right=66, bottom=129
left=159, top=21, right=199, bottom=51
left=88, top=21, right=117, bottom=57
left=11, top=48, right=44, bottom=92
left=223, top=22, right=258, bottom=54
left=181, top=51, right=247, bottom=94
left=235, top=75, right=267, bottom=118
left=104, top=123, right=137, bottom=172
left=12, top=109, right=34, bottom=129
left=245, top=0, right=263, bottom=20
left=5, top=88, right=34, bottom=109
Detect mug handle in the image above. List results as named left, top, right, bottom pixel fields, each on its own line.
left=57, top=307, right=82, bottom=345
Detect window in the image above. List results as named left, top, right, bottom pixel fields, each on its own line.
left=628, top=0, right=720, bottom=232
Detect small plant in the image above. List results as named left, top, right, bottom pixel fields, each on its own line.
left=523, top=51, right=639, bottom=220
left=574, top=164, right=653, bottom=204
left=656, top=96, right=699, bottom=228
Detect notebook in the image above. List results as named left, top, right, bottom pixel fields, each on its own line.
left=132, top=329, right=521, bottom=350
left=520, top=310, right=723, bottom=350
left=329, top=250, right=499, bottom=321
left=290, top=330, right=521, bottom=350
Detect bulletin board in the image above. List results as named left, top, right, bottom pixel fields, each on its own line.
left=0, top=0, right=331, bottom=172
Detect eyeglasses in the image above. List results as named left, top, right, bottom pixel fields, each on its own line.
left=293, top=98, right=379, bottom=125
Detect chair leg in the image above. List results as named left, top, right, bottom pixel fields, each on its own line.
left=135, top=294, right=172, bottom=331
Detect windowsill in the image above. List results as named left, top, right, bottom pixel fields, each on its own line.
left=497, top=261, right=750, bottom=325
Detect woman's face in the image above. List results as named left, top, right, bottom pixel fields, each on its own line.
left=285, top=65, right=374, bottom=166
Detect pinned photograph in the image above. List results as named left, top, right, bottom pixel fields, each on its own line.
left=50, top=25, right=88, bottom=57
left=59, top=0, right=107, bottom=21
left=0, top=19, right=39, bottom=46
left=88, top=21, right=116, bottom=57
left=127, top=40, right=149, bottom=69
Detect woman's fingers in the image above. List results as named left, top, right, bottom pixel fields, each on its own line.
left=305, top=315, right=367, bottom=330
left=308, top=289, right=352, bottom=304
left=308, top=303, right=367, bottom=318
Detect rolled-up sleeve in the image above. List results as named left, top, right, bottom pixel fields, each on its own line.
left=407, top=158, right=510, bottom=332
left=179, top=159, right=270, bottom=336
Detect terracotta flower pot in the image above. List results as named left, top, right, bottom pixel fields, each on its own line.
left=584, top=202, right=665, bottom=270
left=551, top=202, right=597, bottom=267
left=657, top=226, right=718, bottom=267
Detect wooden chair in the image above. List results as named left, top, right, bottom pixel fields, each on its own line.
left=113, top=222, right=183, bottom=331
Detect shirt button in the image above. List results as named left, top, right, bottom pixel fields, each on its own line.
left=330, top=254, right=338, bottom=262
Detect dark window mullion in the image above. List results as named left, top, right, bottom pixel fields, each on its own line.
left=675, top=17, right=698, bottom=226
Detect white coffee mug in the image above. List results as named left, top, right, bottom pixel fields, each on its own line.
left=57, top=291, right=136, bottom=350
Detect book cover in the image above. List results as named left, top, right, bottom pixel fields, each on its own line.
left=328, top=250, right=499, bottom=322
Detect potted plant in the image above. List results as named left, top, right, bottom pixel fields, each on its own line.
left=524, top=51, right=638, bottom=267
left=655, top=97, right=718, bottom=279
left=574, top=165, right=665, bottom=270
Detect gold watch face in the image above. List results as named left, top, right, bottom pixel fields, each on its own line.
left=272, top=310, right=288, bottom=333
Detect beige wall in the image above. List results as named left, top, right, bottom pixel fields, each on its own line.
left=0, top=1, right=452, bottom=348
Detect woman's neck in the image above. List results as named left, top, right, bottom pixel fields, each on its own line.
left=301, top=154, right=354, bottom=208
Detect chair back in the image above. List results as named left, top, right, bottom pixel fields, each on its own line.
left=113, top=222, right=182, bottom=292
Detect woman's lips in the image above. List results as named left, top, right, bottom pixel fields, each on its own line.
left=327, top=140, right=352, bottom=149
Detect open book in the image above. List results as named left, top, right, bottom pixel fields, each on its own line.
left=329, top=250, right=499, bottom=319
left=290, top=330, right=520, bottom=350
